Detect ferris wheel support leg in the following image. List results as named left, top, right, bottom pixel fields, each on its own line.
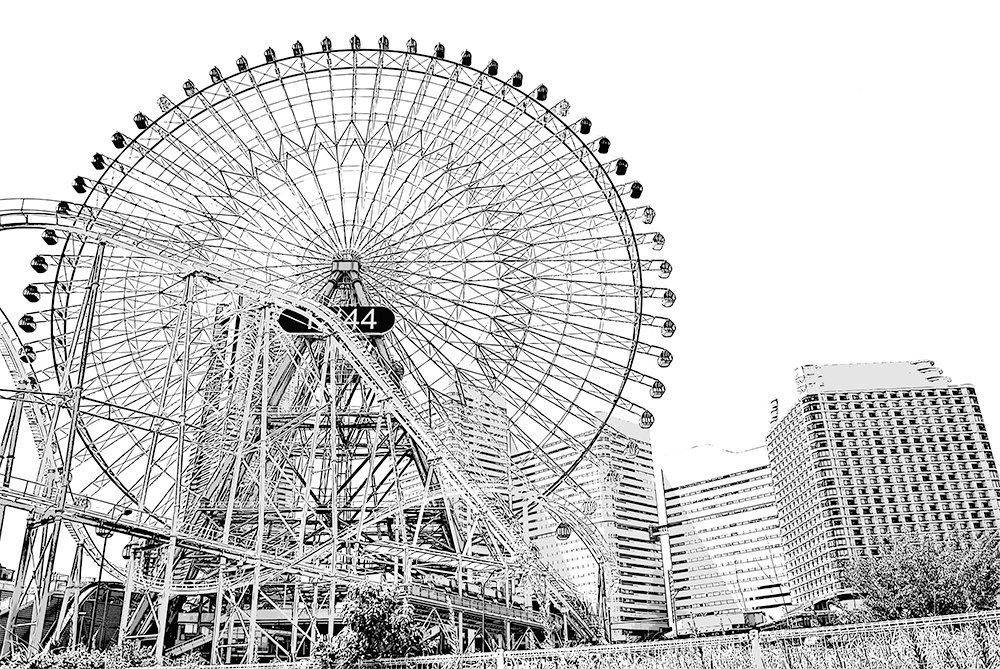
left=327, top=341, right=338, bottom=638
left=154, top=275, right=194, bottom=664
left=53, top=542, right=83, bottom=650
left=116, top=544, right=135, bottom=648
left=0, top=399, right=22, bottom=537
left=596, top=566, right=610, bottom=643
left=309, top=583, right=319, bottom=641
left=212, top=307, right=264, bottom=664
left=386, top=414, right=409, bottom=590
left=351, top=398, right=382, bottom=575
left=246, top=308, right=269, bottom=663
left=289, top=582, right=300, bottom=658
left=292, top=344, right=325, bottom=657
left=28, top=242, right=107, bottom=653
left=210, top=569, right=227, bottom=664
left=28, top=484, right=60, bottom=651
left=1, top=516, right=38, bottom=656
left=0, top=402, right=23, bottom=653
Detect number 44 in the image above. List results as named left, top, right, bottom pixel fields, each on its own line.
left=352, top=308, right=377, bottom=330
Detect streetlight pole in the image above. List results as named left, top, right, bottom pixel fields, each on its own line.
left=669, top=584, right=692, bottom=637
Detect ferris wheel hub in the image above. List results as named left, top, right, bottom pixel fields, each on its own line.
left=0, top=35, right=672, bottom=652
left=331, top=259, right=361, bottom=272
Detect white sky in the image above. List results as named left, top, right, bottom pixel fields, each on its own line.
left=1, top=0, right=999, bottom=520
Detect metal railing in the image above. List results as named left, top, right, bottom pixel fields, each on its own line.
left=360, top=609, right=1000, bottom=669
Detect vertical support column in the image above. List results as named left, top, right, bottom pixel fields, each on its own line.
left=51, top=541, right=83, bottom=650
left=154, top=273, right=195, bottom=663
left=0, top=399, right=23, bottom=535
left=2, top=521, right=38, bottom=655
left=30, top=241, right=106, bottom=652
left=457, top=553, right=465, bottom=653
left=247, top=306, right=269, bottom=663
left=0, top=401, right=27, bottom=657
left=328, top=341, right=338, bottom=636
left=117, top=543, right=135, bottom=650
left=293, top=341, right=326, bottom=655
left=210, top=550, right=227, bottom=663
left=290, top=584, right=300, bottom=659
left=225, top=615, right=234, bottom=664
left=212, top=305, right=264, bottom=664
left=309, top=583, right=319, bottom=641
left=750, top=629, right=765, bottom=669
left=384, top=412, right=408, bottom=591
left=596, top=565, right=611, bottom=643
left=132, top=263, right=187, bottom=656
left=69, top=543, right=84, bottom=648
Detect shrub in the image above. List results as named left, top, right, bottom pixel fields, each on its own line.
left=313, top=581, right=424, bottom=669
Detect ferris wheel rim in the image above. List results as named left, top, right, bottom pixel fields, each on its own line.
left=0, top=37, right=671, bottom=644
left=66, top=42, right=650, bottom=448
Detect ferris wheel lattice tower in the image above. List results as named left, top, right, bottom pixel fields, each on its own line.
left=0, top=34, right=674, bottom=661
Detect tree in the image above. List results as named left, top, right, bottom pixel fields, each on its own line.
left=839, top=532, right=1000, bottom=621
left=313, top=582, right=424, bottom=669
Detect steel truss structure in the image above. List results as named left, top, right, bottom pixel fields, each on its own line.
left=0, top=35, right=673, bottom=662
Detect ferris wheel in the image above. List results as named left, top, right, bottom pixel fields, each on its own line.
left=0, top=35, right=673, bottom=659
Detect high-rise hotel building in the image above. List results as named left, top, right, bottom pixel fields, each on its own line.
left=439, top=386, right=513, bottom=543
left=766, top=361, right=1000, bottom=606
left=661, top=466, right=791, bottom=635
left=450, top=386, right=511, bottom=493
left=513, top=416, right=669, bottom=640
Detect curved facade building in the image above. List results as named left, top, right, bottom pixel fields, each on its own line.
left=766, top=361, right=1000, bottom=606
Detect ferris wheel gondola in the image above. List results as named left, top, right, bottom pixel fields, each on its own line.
left=0, top=34, right=673, bottom=655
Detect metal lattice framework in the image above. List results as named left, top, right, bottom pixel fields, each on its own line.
left=0, top=35, right=673, bottom=662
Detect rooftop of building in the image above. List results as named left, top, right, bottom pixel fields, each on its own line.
left=794, top=360, right=952, bottom=393
left=662, top=464, right=770, bottom=494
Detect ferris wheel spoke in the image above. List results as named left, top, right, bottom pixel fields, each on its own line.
left=434, top=113, right=599, bottom=216
left=347, top=130, right=401, bottom=250
left=274, top=73, right=353, bottom=256
left=370, top=94, right=557, bottom=247
left=359, top=139, right=479, bottom=250
left=384, top=220, right=642, bottom=264
left=1, top=43, right=670, bottom=650
left=390, top=76, right=499, bottom=224
left=384, top=205, right=653, bottom=266
left=374, top=169, right=618, bottom=257
left=360, top=76, right=465, bottom=248
left=358, top=93, right=523, bottom=250
left=383, top=285, right=636, bottom=415
left=108, top=136, right=235, bottom=226
left=385, top=284, right=660, bottom=404
left=356, top=129, right=485, bottom=254
left=225, top=74, right=340, bottom=255
left=192, top=85, right=329, bottom=249
left=86, top=184, right=227, bottom=260
left=377, top=267, right=639, bottom=315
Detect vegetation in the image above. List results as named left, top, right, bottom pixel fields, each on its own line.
left=0, top=642, right=153, bottom=669
left=839, top=532, right=1000, bottom=620
left=313, top=581, right=425, bottom=669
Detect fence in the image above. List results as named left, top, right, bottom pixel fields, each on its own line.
left=364, top=609, right=1000, bottom=669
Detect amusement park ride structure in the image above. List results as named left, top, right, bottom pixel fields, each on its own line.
left=0, top=36, right=673, bottom=662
